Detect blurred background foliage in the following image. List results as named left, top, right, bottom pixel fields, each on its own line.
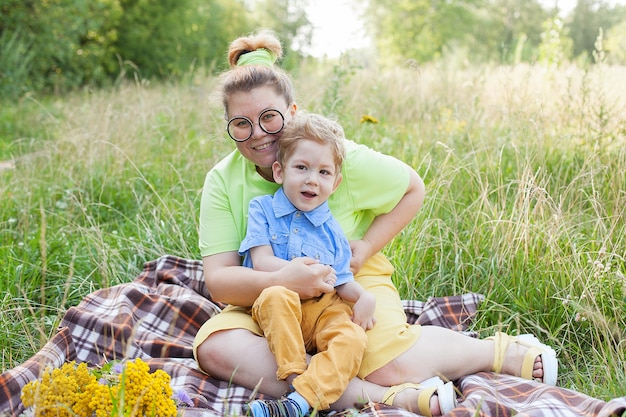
left=364, top=0, right=626, bottom=66
left=1, top=0, right=626, bottom=99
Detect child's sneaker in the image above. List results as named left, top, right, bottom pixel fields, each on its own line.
left=245, top=397, right=305, bottom=417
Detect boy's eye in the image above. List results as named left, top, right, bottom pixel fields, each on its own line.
left=320, top=169, right=331, bottom=175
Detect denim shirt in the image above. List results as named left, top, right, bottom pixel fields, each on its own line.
left=239, top=188, right=354, bottom=286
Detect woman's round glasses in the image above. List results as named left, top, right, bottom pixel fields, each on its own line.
left=226, top=109, right=285, bottom=142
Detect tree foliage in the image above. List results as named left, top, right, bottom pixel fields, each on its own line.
left=1, top=0, right=123, bottom=94
left=479, top=0, right=548, bottom=62
left=566, top=0, right=626, bottom=63
left=365, top=0, right=482, bottom=64
left=249, top=0, right=312, bottom=68
left=2, top=0, right=625, bottom=99
left=363, top=0, right=626, bottom=65
left=538, top=17, right=573, bottom=67
left=0, top=0, right=310, bottom=98
left=114, top=0, right=251, bottom=78
left=605, top=19, right=626, bottom=64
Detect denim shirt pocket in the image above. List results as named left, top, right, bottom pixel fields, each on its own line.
left=267, top=228, right=290, bottom=261
left=301, top=242, right=335, bottom=266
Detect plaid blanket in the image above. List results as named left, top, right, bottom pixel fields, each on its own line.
left=1, top=255, right=624, bottom=417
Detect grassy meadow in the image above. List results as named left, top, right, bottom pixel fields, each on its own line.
left=1, top=59, right=625, bottom=402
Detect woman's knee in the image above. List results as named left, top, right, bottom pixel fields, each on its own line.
left=196, top=330, right=237, bottom=377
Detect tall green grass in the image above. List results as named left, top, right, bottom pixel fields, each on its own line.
left=1, top=61, right=624, bottom=402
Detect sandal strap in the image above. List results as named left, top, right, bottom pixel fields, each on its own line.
left=417, top=386, right=438, bottom=417
left=381, top=382, right=418, bottom=406
left=486, top=331, right=510, bottom=373
left=487, top=332, right=558, bottom=385
left=520, top=345, right=542, bottom=379
left=381, top=382, right=438, bottom=417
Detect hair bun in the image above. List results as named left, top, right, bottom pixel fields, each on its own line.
left=236, top=48, right=277, bottom=67
left=227, top=30, right=283, bottom=67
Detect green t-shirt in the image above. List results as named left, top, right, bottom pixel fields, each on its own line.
left=198, top=139, right=411, bottom=257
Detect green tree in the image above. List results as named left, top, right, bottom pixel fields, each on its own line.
left=566, top=0, right=626, bottom=62
left=478, top=0, right=548, bottom=62
left=0, top=0, right=260, bottom=96
left=363, top=0, right=549, bottom=65
left=249, top=0, right=312, bottom=68
left=538, top=17, right=573, bottom=66
left=0, top=28, right=34, bottom=98
left=364, top=0, right=481, bottom=64
left=114, top=0, right=250, bottom=79
left=605, top=19, right=626, bottom=64
left=0, top=0, right=122, bottom=94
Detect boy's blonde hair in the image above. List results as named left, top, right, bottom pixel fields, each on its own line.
left=277, top=112, right=346, bottom=172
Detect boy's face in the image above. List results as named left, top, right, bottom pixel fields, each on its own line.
left=272, top=139, right=342, bottom=212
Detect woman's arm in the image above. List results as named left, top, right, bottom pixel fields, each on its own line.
left=203, top=251, right=334, bottom=306
left=350, top=169, right=425, bottom=273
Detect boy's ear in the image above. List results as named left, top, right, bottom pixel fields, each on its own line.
left=332, top=173, right=343, bottom=192
left=272, top=161, right=284, bottom=184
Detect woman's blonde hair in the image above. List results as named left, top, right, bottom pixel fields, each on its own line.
left=219, top=29, right=295, bottom=114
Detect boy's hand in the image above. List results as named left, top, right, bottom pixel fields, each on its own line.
left=351, top=291, right=376, bottom=330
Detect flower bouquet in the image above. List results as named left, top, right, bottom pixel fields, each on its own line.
left=20, top=358, right=193, bottom=416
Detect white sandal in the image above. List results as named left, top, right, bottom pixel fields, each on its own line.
left=382, top=377, right=457, bottom=417
left=487, top=331, right=558, bottom=385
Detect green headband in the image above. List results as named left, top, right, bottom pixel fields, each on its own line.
left=236, top=48, right=276, bottom=67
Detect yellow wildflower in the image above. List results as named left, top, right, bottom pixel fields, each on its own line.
left=20, top=358, right=180, bottom=416
left=360, top=115, right=379, bottom=124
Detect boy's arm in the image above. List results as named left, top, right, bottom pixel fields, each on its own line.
left=249, top=245, right=290, bottom=272
left=243, top=197, right=291, bottom=273
left=335, top=280, right=363, bottom=303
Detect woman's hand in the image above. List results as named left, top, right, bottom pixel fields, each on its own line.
left=349, top=238, right=374, bottom=275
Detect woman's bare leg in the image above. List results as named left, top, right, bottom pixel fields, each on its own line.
left=197, top=329, right=393, bottom=410
left=196, top=326, right=543, bottom=416
left=196, top=329, right=290, bottom=398
left=365, top=325, right=543, bottom=386
left=197, top=328, right=447, bottom=414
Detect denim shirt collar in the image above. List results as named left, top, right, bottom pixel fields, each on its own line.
left=272, top=187, right=332, bottom=227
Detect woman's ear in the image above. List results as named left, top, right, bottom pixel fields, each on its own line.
left=272, top=161, right=284, bottom=184
left=332, top=173, right=343, bottom=192
left=288, top=102, right=297, bottom=116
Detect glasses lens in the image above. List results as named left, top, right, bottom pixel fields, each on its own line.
left=227, top=109, right=285, bottom=142
left=227, top=117, right=253, bottom=142
left=259, top=109, right=284, bottom=134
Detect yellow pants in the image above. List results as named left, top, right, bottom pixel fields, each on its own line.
left=253, top=286, right=367, bottom=409
left=193, top=253, right=420, bottom=379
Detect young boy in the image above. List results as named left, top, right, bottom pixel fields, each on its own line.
left=239, top=112, right=377, bottom=417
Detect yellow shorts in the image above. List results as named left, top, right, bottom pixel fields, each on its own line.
left=192, top=252, right=421, bottom=378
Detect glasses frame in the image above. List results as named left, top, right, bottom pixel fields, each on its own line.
left=226, top=108, right=286, bottom=142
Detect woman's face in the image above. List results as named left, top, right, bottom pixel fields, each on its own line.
left=226, top=86, right=296, bottom=171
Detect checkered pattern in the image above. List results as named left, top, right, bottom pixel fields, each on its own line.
left=1, top=255, right=624, bottom=416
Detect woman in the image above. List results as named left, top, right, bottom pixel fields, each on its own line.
left=193, top=30, right=557, bottom=417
